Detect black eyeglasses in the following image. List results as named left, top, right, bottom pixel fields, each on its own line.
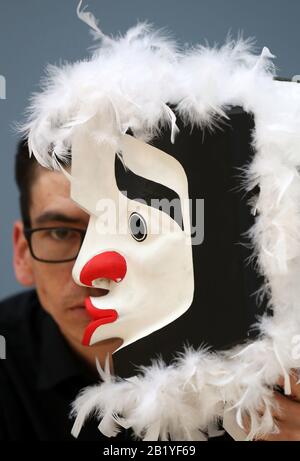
left=24, top=227, right=86, bottom=263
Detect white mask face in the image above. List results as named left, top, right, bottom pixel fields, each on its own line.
left=71, top=118, right=194, bottom=350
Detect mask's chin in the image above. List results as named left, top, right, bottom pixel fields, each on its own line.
left=88, top=336, right=124, bottom=351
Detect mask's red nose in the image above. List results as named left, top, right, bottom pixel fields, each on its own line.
left=79, top=251, right=127, bottom=286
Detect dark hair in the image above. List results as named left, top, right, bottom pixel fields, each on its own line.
left=14, top=140, right=40, bottom=227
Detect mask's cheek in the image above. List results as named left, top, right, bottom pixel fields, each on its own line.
left=109, top=218, right=194, bottom=348
left=134, top=225, right=194, bottom=325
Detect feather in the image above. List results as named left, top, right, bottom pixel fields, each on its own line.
left=76, top=0, right=113, bottom=44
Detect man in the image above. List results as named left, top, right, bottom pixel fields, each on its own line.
left=0, top=140, right=126, bottom=440
left=0, top=140, right=299, bottom=441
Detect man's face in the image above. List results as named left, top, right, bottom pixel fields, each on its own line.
left=13, top=166, right=109, bottom=347
left=71, top=120, right=194, bottom=351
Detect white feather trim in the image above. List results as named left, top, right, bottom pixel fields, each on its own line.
left=19, top=8, right=274, bottom=168
left=20, top=3, right=300, bottom=441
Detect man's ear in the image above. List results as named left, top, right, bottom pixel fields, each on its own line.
left=13, top=221, right=35, bottom=286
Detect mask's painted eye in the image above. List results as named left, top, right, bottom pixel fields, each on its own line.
left=129, top=212, right=147, bottom=242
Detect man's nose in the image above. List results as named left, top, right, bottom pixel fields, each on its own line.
left=79, top=251, right=127, bottom=287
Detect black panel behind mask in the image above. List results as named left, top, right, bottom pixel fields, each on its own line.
left=114, top=108, right=270, bottom=378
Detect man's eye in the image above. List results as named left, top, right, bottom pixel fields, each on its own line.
left=129, top=213, right=147, bottom=242
left=48, top=229, right=74, bottom=241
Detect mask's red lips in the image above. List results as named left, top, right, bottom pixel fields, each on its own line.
left=80, top=252, right=126, bottom=346
left=82, top=298, right=118, bottom=346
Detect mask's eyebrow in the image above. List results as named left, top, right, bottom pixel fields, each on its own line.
left=115, top=153, right=184, bottom=230
left=34, top=211, right=84, bottom=226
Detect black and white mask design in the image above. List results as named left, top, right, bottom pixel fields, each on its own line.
left=71, top=117, right=194, bottom=350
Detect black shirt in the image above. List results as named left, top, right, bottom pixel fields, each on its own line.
left=0, top=290, right=232, bottom=442
left=0, top=290, right=131, bottom=441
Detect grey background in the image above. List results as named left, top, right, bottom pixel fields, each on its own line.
left=0, top=0, right=299, bottom=301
